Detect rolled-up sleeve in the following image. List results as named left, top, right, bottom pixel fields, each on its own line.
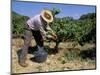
left=46, top=25, right=55, bottom=35
left=39, top=26, right=47, bottom=39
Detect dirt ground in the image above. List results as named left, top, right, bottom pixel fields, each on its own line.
left=11, top=38, right=96, bottom=74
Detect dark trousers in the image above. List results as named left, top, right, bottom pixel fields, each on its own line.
left=19, top=25, right=44, bottom=64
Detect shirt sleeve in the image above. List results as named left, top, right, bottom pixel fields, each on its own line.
left=46, top=25, right=55, bottom=34
left=39, top=26, right=47, bottom=39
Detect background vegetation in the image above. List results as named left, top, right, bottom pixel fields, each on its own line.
left=12, top=11, right=29, bottom=38
left=12, top=9, right=96, bottom=45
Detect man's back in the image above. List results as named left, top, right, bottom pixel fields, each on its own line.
left=27, top=14, right=42, bottom=30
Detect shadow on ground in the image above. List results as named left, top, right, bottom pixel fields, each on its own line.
left=79, top=47, right=96, bottom=60
left=66, top=47, right=96, bottom=60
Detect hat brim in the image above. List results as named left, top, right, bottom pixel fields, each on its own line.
left=41, top=10, right=53, bottom=23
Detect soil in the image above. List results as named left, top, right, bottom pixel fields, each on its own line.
left=12, top=38, right=96, bottom=74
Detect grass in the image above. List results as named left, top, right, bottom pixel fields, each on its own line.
left=61, top=47, right=96, bottom=64
left=61, top=60, right=66, bottom=64
left=64, top=48, right=80, bottom=61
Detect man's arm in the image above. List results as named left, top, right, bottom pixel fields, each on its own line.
left=39, top=26, right=47, bottom=40
left=39, top=25, right=57, bottom=41
left=46, top=25, right=57, bottom=40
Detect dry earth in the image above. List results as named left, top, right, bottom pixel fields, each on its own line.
left=12, top=38, right=96, bottom=74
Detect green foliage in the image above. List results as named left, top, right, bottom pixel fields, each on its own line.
left=12, top=11, right=29, bottom=37
left=51, top=8, right=61, bottom=15
left=50, top=12, right=96, bottom=47
left=51, top=17, right=75, bottom=42
left=79, top=13, right=96, bottom=20
left=76, top=13, right=96, bottom=45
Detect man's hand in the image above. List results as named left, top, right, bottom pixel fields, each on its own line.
left=51, top=33, right=57, bottom=41
left=46, top=34, right=57, bottom=41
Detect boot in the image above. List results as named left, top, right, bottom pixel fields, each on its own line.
left=19, top=62, right=28, bottom=67
left=18, top=50, right=28, bottom=67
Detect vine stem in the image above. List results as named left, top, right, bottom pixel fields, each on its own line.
left=54, top=40, right=60, bottom=53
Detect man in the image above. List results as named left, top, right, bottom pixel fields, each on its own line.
left=19, top=9, right=57, bottom=67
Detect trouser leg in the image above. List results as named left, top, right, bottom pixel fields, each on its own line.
left=32, top=30, right=44, bottom=47
left=19, top=29, right=32, bottom=67
left=32, top=31, right=48, bottom=63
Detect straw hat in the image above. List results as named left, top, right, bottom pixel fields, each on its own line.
left=41, top=9, right=54, bottom=23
